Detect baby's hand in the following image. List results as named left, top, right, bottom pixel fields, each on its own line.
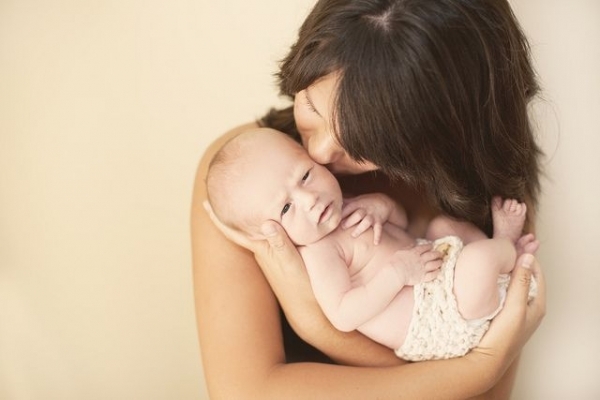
left=389, top=243, right=443, bottom=286
left=341, top=193, right=396, bottom=244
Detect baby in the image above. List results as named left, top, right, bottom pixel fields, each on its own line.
left=205, top=127, right=538, bottom=361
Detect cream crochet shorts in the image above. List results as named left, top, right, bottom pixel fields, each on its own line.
left=395, top=236, right=512, bottom=361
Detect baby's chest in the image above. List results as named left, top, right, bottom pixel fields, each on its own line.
left=342, top=232, right=396, bottom=285
left=341, top=226, right=416, bottom=285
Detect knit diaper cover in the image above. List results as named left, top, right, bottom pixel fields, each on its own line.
left=395, top=236, right=518, bottom=361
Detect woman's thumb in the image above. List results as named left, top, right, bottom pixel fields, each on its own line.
left=261, top=221, right=291, bottom=252
left=258, top=221, right=305, bottom=279
left=507, top=253, right=535, bottom=303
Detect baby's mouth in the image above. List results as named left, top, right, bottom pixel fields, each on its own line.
left=318, top=203, right=332, bottom=224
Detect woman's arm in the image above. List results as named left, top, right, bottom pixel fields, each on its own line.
left=192, top=124, right=545, bottom=399
left=469, top=253, right=545, bottom=399
left=253, top=219, right=544, bottom=400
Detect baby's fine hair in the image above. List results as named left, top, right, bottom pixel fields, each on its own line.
left=205, top=134, right=251, bottom=233
left=261, top=0, right=542, bottom=236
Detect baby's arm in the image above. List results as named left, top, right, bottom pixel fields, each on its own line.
left=342, top=193, right=408, bottom=244
left=301, top=241, right=441, bottom=332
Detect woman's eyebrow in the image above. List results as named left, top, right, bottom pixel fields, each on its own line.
left=305, top=87, right=323, bottom=118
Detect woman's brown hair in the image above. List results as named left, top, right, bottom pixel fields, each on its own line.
left=261, top=0, right=542, bottom=235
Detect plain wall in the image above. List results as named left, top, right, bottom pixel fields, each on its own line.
left=1, top=1, right=598, bottom=399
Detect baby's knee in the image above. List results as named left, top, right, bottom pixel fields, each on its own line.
left=426, top=215, right=485, bottom=243
left=425, top=215, right=456, bottom=240
left=461, top=238, right=516, bottom=275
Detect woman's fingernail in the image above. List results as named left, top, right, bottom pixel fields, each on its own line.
left=521, top=253, right=534, bottom=269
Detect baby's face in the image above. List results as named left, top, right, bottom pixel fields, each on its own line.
left=235, top=131, right=343, bottom=246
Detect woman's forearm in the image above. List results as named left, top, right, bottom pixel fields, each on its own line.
left=469, top=355, right=520, bottom=400
left=247, top=351, right=503, bottom=400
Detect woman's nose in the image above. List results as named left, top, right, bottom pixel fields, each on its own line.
left=307, top=134, right=344, bottom=165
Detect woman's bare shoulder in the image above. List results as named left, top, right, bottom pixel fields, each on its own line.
left=190, top=122, right=286, bottom=397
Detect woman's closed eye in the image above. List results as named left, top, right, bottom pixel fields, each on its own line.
left=304, top=97, right=318, bottom=114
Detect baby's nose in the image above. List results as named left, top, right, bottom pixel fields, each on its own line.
left=298, top=189, right=318, bottom=210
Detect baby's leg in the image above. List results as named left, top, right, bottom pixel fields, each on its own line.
left=453, top=238, right=516, bottom=320
left=425, top=215, right=487, bottom=244
left=453, top=198, right=528, bottom=320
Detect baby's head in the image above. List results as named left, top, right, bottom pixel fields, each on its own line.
left=206, top=128, right=343, bottom=245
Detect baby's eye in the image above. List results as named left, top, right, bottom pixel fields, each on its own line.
left=302, top=170, right=310, bottom=181
left=281, top=203, right=291, bottom=216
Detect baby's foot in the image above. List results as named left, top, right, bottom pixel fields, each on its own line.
left=491, top=197, right=526, bottom=243
left=516, top=233, right=540, bottom=256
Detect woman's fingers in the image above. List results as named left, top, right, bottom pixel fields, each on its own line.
left=523, top=254, right=546, bottom=326
left=260, top=221, right=288, bottom=251
left=505, top=254, right=539, bottom=310
left=204, top=199, right=304, bottom=283
left=477, top=253, right=546, bottom=358
left=256, top=221, right=306, bottom=280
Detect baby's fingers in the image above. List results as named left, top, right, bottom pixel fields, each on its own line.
left=373, top=224, right=383, bottom=245
left=412, top=243, right=434, bottom=254
left=424, top=258, right=443, bottom=272
left=341, top=209, right=366, bottom=229
left=421, top=250, right=443, bottom=263
left=422, top=270, right=440, bottom=282
left=351, top=215, right=374, bottom=238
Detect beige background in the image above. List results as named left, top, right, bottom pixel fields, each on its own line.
left=1, top=1, right=598, bottom=399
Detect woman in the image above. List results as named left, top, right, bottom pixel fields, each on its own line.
left=192, top=0, right=546, bottom=398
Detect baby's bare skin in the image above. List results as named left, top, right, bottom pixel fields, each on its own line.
left=301, top=224, right=420, bottom=349
left=301, top=197, right=539, bottom=351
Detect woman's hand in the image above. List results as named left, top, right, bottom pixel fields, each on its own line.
left=473, top=253, right=546, bottom=373
left=203, top=200, right=303, bottom=277
left=203, top=200, right=321, bottom=336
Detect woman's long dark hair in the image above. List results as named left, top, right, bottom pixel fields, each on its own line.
left=261, top=0, right=542, bottom=235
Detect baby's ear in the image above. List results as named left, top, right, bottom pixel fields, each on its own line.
left=246, top=231, right=267, bottom=241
